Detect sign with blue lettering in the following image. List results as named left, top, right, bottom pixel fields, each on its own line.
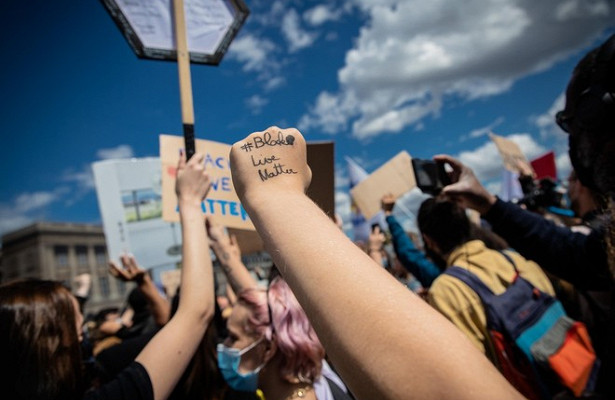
left=160, top=134, right=254, bottom=230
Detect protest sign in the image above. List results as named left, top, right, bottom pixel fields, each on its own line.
left=306, top=141, right=335, bottom=218
left=489, top=133, right=534, bottom=175
left=100, top=0, right=249, bottom=65
left=350, top=151, right=416, bottom=220
left=531, top=151, right=557, bottom=180
left=160, top=134, right=253, bottom=230
left=93, top=158, right=182, bottom=280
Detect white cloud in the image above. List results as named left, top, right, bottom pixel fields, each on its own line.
left=228, top=34, right=277, bottom=73
left=335, top=190, right=352, bottom=232
left=263, top=76, right=286, bottom=91
left=282, top=9, right=317, bottom=53
left=457, top=133, right=547, bottom=182
left=556, top=152, right=572, bottom=178
left=300, top=0, right=613, bottom=138
left=13, top=191, right=58, bottom=214
left=245, top=95, right=269, bottom=115
left=534, top=92, right=566, bottom=140
left=63, top=166, right=95, bottom=190
left=0, top=189, right=64, bottom=236
left=227, top=34, right=284, bottom=90
left=460, top=117, right=505, bottom=142
left=304, top=4, right=343, bottom=26
left=97, top=144, right=134, bottom=160
left=0, top=215, right=32, bottom=237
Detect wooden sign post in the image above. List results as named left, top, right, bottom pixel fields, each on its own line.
left=173, top=0, right=196, bottom=159
left=100, top=0, right=250, bottom=158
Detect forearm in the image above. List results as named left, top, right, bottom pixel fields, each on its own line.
left=387, top=215, right=440, bottom=287
left=245, top=192, right=521, bottom=400
left=368, top=249, right=384, bottom=265
left=176, top=202, right=214, bottom=320
left=485, top=198, right=610, bottom=289
left=214, top=250, right=257, bottom=293
left=136, top=201, right=213, bottom=400
left=138, top=276, right=171, bottom=326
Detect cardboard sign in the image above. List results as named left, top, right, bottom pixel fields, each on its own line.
left=306, top=141, right=335, bottom=218
left=489, top=133, right=534, bottom=175
left=227, top=228, right=264, bottom=254
left=161, top=134, right=254, bottom=230
left=350, top=151, right=416, bottom=220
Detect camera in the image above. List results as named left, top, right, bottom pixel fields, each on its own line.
left=412, top=159, right=451, bottom=196
left=515, top=177, right=565, bottom=211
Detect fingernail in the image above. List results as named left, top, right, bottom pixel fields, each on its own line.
left=179, top=148, right=184, bottom=156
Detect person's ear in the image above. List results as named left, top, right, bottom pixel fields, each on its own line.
left=422, top=234, right=439, bottom=254
left=262, top=336, right=277, bottom=364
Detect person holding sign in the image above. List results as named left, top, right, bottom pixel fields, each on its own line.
left=229, top=126, right=523, bottom=400
left=0, top=151, right=215, bottom=400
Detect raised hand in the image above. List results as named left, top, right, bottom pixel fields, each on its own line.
left=434, top=154, right=496, bottom=215
left=206, top=216, right=241, bottom=263
left=109, top=254, right=147, bottom=283
left=175, top=151, right=212, bottom=206
left=73, top=273, right=92, bottom=298
left=381, top=194, right=396, bottom=215
left=229, top=126, right=312, bottom=203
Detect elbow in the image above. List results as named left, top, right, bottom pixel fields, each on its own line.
left=189, top=301, right=215, bottom=326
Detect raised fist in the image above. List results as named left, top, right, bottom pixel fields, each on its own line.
left=230, top=126, right=312, bottom=202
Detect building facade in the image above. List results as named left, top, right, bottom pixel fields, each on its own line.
left=0, top=222, right=128, bottom=314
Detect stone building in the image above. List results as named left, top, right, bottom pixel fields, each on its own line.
left=0, top=222, right=127, bottom=314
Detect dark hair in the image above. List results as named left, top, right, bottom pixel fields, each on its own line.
left=417, top=198, right=472, bottom=255
left=470, top=224, right=509, bottom=251
left=566, top=35, right=615, bottom=196
left=0, top=279, right=84, bottom=400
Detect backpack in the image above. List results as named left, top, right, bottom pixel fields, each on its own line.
left=445, top=251, right=599, bottom=399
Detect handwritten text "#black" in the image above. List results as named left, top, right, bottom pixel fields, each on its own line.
left=253, top=132, right=295, bottom=149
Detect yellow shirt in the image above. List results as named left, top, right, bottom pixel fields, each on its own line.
left=428, top=240, right=555, bottom=365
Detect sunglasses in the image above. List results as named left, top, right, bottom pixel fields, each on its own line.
left=555, top=110, right=572, bottom=133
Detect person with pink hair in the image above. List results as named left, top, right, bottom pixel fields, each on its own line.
left=217, top=275, right=343, bottom=400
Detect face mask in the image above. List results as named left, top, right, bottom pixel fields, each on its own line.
left=217, top=337, right=265, bottom=392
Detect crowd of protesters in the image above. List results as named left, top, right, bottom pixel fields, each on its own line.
left=1, top=34, right=614, bottom=400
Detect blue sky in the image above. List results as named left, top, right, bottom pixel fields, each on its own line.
left=1, top=0, right=614, bottom=238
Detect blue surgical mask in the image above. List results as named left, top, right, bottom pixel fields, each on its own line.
left=217, top=337, right=265, bottom=392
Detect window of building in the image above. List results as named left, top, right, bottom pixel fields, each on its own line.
left=76, top=245, right=88, bottom=267
left=94, top=246, right=107, bottom=266
left=54, top=246, right=69, bottom=268
left=118, top=280, right=127, bottom=296
left=99, top=276, right=110, bottom=298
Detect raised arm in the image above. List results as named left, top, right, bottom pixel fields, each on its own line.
left=134, top=152, right=215, bottom=400
left=381, top=194, right=441, bottom=287
left=206, top=216, right=258, bottom=293
left=109, top=254, right=171, bottom=326
left=230, top=127, right=522, bottom=400
left=367, top=225, right=386, bottom=265
left=435, top=154, right=610, bottom=290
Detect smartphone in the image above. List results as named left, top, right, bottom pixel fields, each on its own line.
left=412, top=159, right=451, bottom=196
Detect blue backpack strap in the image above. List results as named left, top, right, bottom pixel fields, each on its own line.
left=499, top=250, right=519, bottom=276
left=445, top=266, right=496, bottom=302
